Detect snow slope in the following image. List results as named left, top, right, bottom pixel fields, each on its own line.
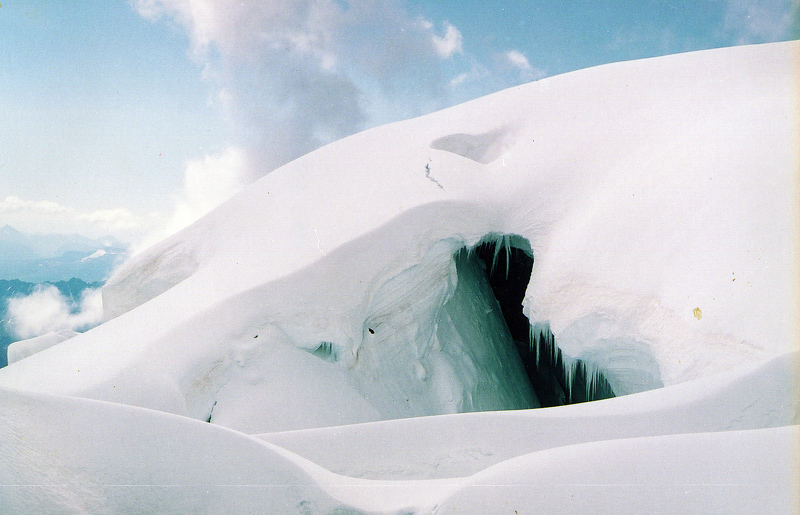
left=0, top=41, right=798, bottom=513
left=0, top=350, right=796, bottom=514
left=258, top=350, right=798, bottom=480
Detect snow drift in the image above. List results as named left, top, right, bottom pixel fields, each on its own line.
left=0, top=41, right=797, bottom=513
left=6, top=329, right=78, bottom=365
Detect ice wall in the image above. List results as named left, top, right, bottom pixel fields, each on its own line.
left=209, top=235, right=538, bottom=433
left=355, top=239, right=537, bottom=416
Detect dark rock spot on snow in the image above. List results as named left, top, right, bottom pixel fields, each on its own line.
left=368, top=328, right=375, bottom=334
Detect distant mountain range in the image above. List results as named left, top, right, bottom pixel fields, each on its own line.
left=0, top=226, right=129, bottom=368
left=0, top=225, right=128, bottom=283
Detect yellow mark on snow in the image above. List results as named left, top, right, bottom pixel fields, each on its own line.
left=693, top=307, right=703, bottom=320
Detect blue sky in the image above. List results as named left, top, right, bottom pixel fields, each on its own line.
left=1, top=0, right=797, bottom=244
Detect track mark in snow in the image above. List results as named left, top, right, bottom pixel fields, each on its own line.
left=206, top=401, right=217, bottom=423
left=425, top=163, right=445, bottom=190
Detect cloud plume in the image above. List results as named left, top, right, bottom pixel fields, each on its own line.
left=134, top=0, right=463, bottom=179
left=167, top=146, right=249, bottom=234
left=432, top=22, right=464, bottom=58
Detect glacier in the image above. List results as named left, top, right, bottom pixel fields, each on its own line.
left=0, top=41, right=798, bottom=513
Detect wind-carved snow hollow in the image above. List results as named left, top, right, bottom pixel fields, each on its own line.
left=430, top=124, right=520, bottom=164
left=209, top=232, right=627, bottom=431
left=207, top=233, right=543, bottom=432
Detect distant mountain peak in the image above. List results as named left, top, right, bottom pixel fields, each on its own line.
left=0, top=225, right=24, bottom=238
left=0, top=226, right=129, bottom=283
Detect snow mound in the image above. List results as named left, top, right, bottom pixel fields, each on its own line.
left=434, top=426, right=799, bottom=515
left=0, top=350, right=795, bottom=513
left=1, top=42, right=797, bottom=434
left=102, top=236, right=201, bottom=320
left=0, top=386, right=364, bottom=514
left=259, top=350, right=799, bottom=479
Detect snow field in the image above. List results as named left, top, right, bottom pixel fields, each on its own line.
left=0, top=41, right=797, bottom=513
left=0, top=349, right=796, bottom=514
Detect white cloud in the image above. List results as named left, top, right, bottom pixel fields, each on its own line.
left=506, top=50, right=532, bottom=71
left=723, top=0, right=800, bottom=44
left=132, top=0, right=463, bottom=179
left=77, top=208, right=142, bottom=232
left=0, top=195, right=155, bottom=240
left=127, top=0, right=556, bottom=254
left=129, top=146, right=250, bottom=252
left=448, top=61, right=491, bottom=88
left=132, top=0, right=555, bottom=179
left=433, top=23, right=463, bottom=58
left=6, top=286, right=104, bottom=340
left=503, top=50, right=547, bottom=82
left=444, top=49, right=546, bottom=93
left=0, top=196, right=69, bottom=216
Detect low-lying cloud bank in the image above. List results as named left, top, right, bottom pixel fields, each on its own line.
left=6, top=286, right=104, bottom=340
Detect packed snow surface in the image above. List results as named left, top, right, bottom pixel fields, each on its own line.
left=1, top=41, right=798, bottom=513
left=6, top=329, right=77, bottom=365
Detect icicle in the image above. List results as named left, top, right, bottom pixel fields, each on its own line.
left=585, top=362, right=594, bottom=400
left=529, top=323, right=539, bottom=367
left=488, top=234, right=513, bottom=280
left=564, top=358, right=575, bottom=401
left=587, top=365, right=606, bottom=401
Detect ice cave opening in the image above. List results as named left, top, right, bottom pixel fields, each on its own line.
left=468, top=235, right=616, bottom=407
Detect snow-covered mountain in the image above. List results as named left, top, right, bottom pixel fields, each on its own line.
left=0, top=225, right=127, bottom=283
left=0, top=42, right=797, bottom=514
